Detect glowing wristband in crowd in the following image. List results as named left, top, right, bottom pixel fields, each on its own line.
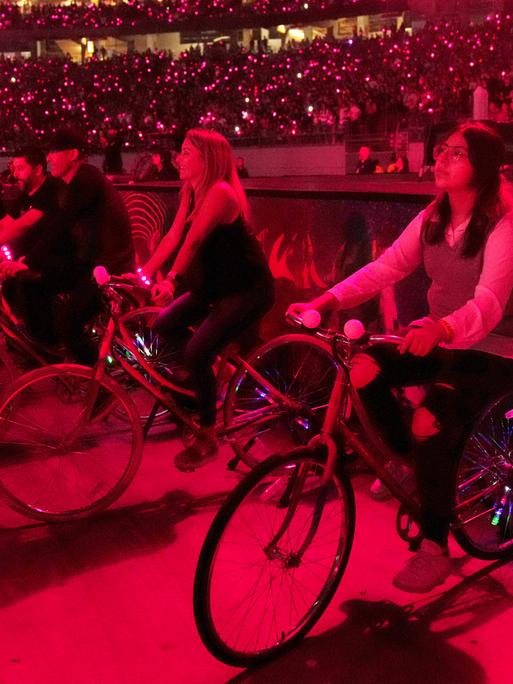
left=137, top=267, right=152, bottom=286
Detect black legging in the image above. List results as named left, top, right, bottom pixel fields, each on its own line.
left=3, top=272, right=102, bottom=365
left=153, top=287, right=274, bottom=428
left=357, top=344, right=513, bottom=546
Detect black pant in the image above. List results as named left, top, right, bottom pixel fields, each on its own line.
left=153, top=288, right=274, bottom=427
left=3, top=273, right=101, bottom=365
left=358, top=344, right=513, bottom=545
left=55, top=278, right=102, bottom=365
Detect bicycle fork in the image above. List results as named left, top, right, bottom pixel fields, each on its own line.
left=264, top=367, right=349, bottom=566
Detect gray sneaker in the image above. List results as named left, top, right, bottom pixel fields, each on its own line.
left=393, top=539, right=451, bottom=593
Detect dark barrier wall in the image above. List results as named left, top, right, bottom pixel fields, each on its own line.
left=117, top=180, right=433, bottom=332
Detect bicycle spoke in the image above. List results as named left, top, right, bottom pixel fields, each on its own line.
left=196, top=450, right=354, bottom=663
left=225, top=339, right=337, bottom=467
left=454, top=393, right=513, bottom=558
left=0, top=367, right=141, bottom=519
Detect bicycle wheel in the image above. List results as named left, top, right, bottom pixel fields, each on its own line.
left=115, top=306, right=193, bottom=422
left=0, top=343, right=18, bottom=389
left=224, top=335, right=339, bottom=467
left=453, top=392, right=513, bottom=559
left=0, top=364, right=143, bottom=521
left=194, top=446, right=355, bottom=666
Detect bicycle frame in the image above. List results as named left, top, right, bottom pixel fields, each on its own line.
left=319, top=328, right=419, bottom=510
left=0, top=280, right=149, bottom=371
left=92, top=283, right=310, bottom=445
left=0, top=306, right=60, bottom=368
left=193, top=318, right=513, bottom=667
left=267, top=319, right=510, bottom=560
left=266, top=321, right=422, bottom=557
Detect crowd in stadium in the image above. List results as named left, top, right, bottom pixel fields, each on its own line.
left=3, top=0, right=513, bottom=648
left=1, top=14, right=513, bottom=149
left=0, top=0, right=355, bottom=31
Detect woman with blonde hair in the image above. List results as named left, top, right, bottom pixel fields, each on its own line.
left=138, top=129, right=274, bottom=471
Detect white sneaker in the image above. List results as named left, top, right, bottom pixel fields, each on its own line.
left=393, top=539, right=452, bottom=593
left=369, top=461, right=413, bottom=502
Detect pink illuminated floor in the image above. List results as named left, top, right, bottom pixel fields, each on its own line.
left=1, top=424, right=512, bottom=684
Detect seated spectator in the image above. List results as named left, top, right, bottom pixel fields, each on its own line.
left=236, top=156, right=249, bottom=178
left=355, top=146, right=378, bottom=175
left=387, top=153, right=410, bottom=173
left=140, top=148, right=179, bottom=181
left=101, top=128, right=124, bottom=176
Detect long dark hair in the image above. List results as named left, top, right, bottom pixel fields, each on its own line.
left=422, top=122, right=511, bottom=257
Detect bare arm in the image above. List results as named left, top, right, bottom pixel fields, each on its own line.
left=171, top=183, right=239, bottom=276
left=287, top=291, right=338, bottom=318
left=327, top=213, right=424, bottom=308
left=0, top=209, right=44, bottom=244
left=141, top=193, right=190, bottom=277
left=288, top=211, right=424, bottom=320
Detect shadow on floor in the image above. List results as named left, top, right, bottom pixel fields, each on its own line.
left=0, top=488, right=229, bottom=610
left=229, top=557, right=513, bottom=684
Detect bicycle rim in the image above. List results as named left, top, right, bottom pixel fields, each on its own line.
left=453, top=392, right=513, bottom=559
left=115, top=306, right=191, bottom=421
left=224, top=336, right=338, bottom=467
left=194, top=447, right=355, bottom=666
left=0, top=364, right=142, bottom=521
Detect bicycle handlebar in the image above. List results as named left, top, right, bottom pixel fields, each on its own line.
left=92, top=266, right=150, bottom=303
left=286, top=310, right=404, bottom=347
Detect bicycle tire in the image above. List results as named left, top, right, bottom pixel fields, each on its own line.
left=0, top=344, right=19, bottom=440
left=0, top=363, right=143, bottom=521
left=452, top=391, right=513, bottom=560
left=115, top=305, right=195, bottom=421
left=194, top=446, right=355, bottom=666
left=223, top=335, right=339, bottom=467
left=0, top=343, right=18, bottom=388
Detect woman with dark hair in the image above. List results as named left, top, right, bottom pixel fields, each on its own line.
left=289, top=122, right=513, bottom=593
left=137, top=129, right=274, bottom=471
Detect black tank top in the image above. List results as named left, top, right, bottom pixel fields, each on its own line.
left=185, top=215, right=273, bottom=301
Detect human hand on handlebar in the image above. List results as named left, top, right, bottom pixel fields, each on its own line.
left=399, top=322, right=445, bottom=356
left=0, top=257, right=28, bottom=280
left=286, top=302, right=314, bottom=318
left=287, top=292, right=337, bottom=321
left=151, top=279, right=175, bottom=306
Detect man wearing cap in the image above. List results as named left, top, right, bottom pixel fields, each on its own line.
left=46, top=127, right=135, bottom=277
left=5, top=127, right=135, bottom=364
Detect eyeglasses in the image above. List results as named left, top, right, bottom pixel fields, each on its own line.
left=433, top=143, right=469, bottom=163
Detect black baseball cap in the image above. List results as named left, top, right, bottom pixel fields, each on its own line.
left=48, top=127, right=88, bottom=154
